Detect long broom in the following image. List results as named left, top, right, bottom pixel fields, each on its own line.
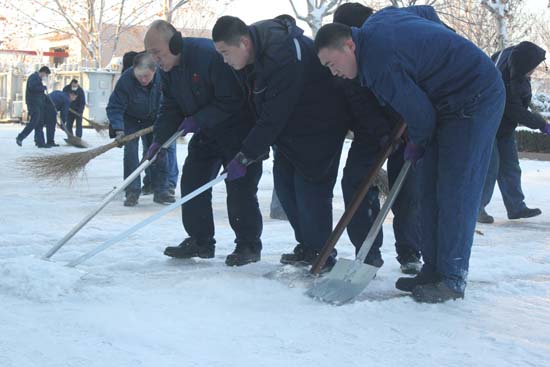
left=19, top=126, right=154, bottom=182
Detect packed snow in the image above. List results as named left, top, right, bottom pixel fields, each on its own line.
left=0, top=124, right=549, bottom=367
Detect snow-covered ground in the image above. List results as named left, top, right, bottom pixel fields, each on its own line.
left=1, top=124, right=549, bottom=367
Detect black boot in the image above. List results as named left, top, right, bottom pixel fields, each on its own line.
left=15, top=137, right=22, bottom=147
left=154, top=191, right=176, bottom=204
left=508, top=207, right=542, bottom=220
left=412, top=281, right=464, bottom=303
left=477, top=208, right=494, bottom=224
left=164, top=237, right=215, bottom=259
left=141, top=183, right=153, bottom=195
left=47, top=142, right=60, bottom=147
left=280, top=244, right=335, bottom=272
left=395, top=269, right=441, bottom=292
left=124, top=192, right=139, bottom=207
left=225, top=242, right=261, bottom=266
left=397, top=253, right=422, bottom=275
left=280, top=244, right=307, bottom=265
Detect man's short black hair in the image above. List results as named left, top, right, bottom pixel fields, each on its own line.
left=314, top=23, right=352, bottom=52
left=70, top=78, right=79, bottom=85
left=333, top=3, right=373, bottom=27
left=212, top=16, right=248, bottom=46
left=39, top=66, right=51, bottom=74
left=122, top=51, right=139, bottom=73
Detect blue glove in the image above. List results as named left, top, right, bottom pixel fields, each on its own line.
left=404, top=142, right=425, bottom=163
left=178, top=117, right=199, bottom=135
left=540, top=123, right=550, bottom=135
left=226, top=152, right=250, bottom=181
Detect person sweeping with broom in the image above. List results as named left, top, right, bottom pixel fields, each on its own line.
left=106, top=51, right=175, bottom=207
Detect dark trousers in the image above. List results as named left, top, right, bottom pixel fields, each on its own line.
left=273, top=148, right=341, bottom=252
left=180, top=133, right=263, bottom=246
left=124, top=120, right=168, bottom=195
left=66, top=112, right=83, bottom=137
left=480, top=132, right=527, bottom=215
left=419, top=80, right=505, bottom=293
left=39, top=103, right=57, bottom=144
left=18, top=102, right=43, bottom=144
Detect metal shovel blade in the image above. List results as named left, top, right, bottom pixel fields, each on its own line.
left=306, top=258, right=379, bottom=305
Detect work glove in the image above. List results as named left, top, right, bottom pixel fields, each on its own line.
left=540, top=123, right=550, bottom=135
left=226, top=152, right=251, bottom=181
left=178, top=117, right=199, bottom=135
left=114, top=130, right=125, bottom=148
left=404, top=142, right=425, bottom=164
left=145, top=142, right=165, bottom=163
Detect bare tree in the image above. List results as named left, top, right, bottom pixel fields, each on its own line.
left=481, top=0, right=509, bottom=49
left=288, top=0, right=345, bottom=36
left=388, top=0, right=438, bottom=6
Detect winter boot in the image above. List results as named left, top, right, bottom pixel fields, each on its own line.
left=124, top=192, right=139, bottom=207
left=154, top=191, right=176, bottom=205
left=397, top=253, right=422, bottom=275
left=280, top=244, right=307, bottom=265
left=508, top=207, right=542, bottom=220
left=395, top=269, right=441, bottom=292
left=225, top=242, right=261, bottom=266
left=477, top=208, right=494, bottom=224
left=15, top=137, right=22, bottom=147
left=280, top=244, right=335, bottom=272
left=164, top=237, right=215, bottom=259
left=412, top=281, right=464, bottom=303
left=46, top=141, right=60, bottom=147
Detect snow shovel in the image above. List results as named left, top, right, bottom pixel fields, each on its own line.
left=306, top=160, right=412, bottom=304
left=43, top=129, right=184, bottom=260
left=66, top=172, right=228, bottom=267
left=310, top=120, right=407, bottom=275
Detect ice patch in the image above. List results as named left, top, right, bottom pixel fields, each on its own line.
left=0, top=255, right=85, bottom=302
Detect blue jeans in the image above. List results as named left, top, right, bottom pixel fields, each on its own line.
left=124, top=120, right=168, bottom=195
left=419, top=80, right=505, bottom=293
left=167, top=142, right=179, bottom=189
left=480, top=132, right=527, bottom=216
left=274, top=148, right=341, bottom=252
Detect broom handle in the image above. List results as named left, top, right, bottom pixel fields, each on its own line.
left=68, top=108, right=90, bottom=122
left=310, top=120, right=407, bottom=275
left=104, top=126, right=154, bottom=149
left=43, top=128, right=184, bottom=259
left=356, top=160, right=411, bottom=263
left=66, top=173, right=227, bottom=267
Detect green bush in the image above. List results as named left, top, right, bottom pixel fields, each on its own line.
left=516, top=130, right=550, bottom=153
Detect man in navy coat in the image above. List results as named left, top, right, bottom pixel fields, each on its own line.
left=315, top=7, right=505, bottom=302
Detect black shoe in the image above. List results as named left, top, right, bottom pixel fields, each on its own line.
left=412, top=281, right=464, bottom=303
left=477, top=208, right=494, bottom=224
left=164, top=237, right=215, bottom=259
left=280, top=244, right=334, bottom=271
left=397, top=253, right=422, bottom=275
left=141, top=183, right=153, bottom=196
left=508, top=207, right=542, bottom=220
left=154, top=192, right=176, bottom=204
left=124, top=192, right=139, bottom=207
left=15, top=137, right=22, bottom=147
left=36, top=143, right=51, bottom=148
left=225, top=242, right=261, bottom=266
left=280, top=244, right=307, bottom=265
left=46, top=142, right=60, bottom=147
left=396, top=270, right=441, bottom=292
left=364, top=256, right=384, bottom=268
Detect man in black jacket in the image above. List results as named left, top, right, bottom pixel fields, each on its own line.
left=212, top=16, right=351, bottom=269
left=478, top=41, right=548, bottom=223
left=144, top=20, right=263, bottom=266
left=62, top=79, right=86, bottom=137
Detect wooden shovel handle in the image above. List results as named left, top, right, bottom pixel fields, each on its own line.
left=310, top=120, right=407, bottom=275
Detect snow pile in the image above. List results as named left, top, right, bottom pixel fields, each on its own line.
left=0, top=256, right=85, bottom=302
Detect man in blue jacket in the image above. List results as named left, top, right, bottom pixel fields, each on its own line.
left=107, top=52, right=174, bottom=207
left=315, top=7, right=505, bottom=302
left=144, top=20, right=263, bottom=266
left=16, top=66, right=50, bottom=147
left=42, top=90, right=77, bottom=147
left=212, top=16, right=351, bottom=270
left=62, top=79, right=86, bottom=138
left=478, top=41, right=548, bottom=224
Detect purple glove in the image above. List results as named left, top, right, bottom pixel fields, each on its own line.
left=540, top=123, right=550, bottom=135
left=178, top=117, right=199, bottom=135
left=226, top=152, right=250, bottom=181
left=145, top=142, right=165, bottom=162
left=404, top=142, right=425, bottom=163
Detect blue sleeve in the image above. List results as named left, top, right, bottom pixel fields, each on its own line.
left=369, top=62, right=436, bottom=147
left=106, top=80, right=129, bottom=131
left=28, top=74, right=45, bottom=93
